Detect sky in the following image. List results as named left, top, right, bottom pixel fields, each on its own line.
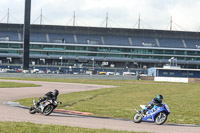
left=0, top=0, right=200, bottom=32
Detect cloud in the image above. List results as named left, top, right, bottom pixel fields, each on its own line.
left=0, top=0, right=200, bottom=31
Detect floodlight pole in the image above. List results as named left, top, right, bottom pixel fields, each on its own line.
left=106, top=12, right=108, bottom=28
left=40, top=9, right=43, bottom=25
left=73, top=11, right=75, bottom=26
left=170, top=16, right=172, bottom=31
left=7, top=8, right=9, bottom=23
left=138, top=14, right=140, bottom=29
left=22, top=0, right=31, bottom=70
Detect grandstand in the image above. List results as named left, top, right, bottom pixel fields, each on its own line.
left=0, top=23, right=200, bottom=73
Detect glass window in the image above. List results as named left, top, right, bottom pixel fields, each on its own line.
left=75, top=46, right=87, bottom=51
left=154, top=49, right=163, bottom=54
left=122, top=48, right=131, bottom=53
left=88, top=47, right=97, bottom=51
left=9, top=44, right=22, bottom=48
left=31, top=44, right=42, bottom=49
left=164, top=50, right=174, bottom=54
left=110, top=48, right=120, bottom=53
left=98, top=47, right=109, bottom=52
left=169, top=72, right=174, bottom=75
left=147, top=49, right=153, bottom=54
left=187, top=51, right=196, bottom=55
left=66, top=46, right=75, bottom=50
left=0, top=43, right=8, bottom=48
left=43, top=45, right=53, bottom=50
left=54, top=45, right=64, bottom=50
left=182, top=72, right=187, bottom=76
left=189, top=73, right=194, bottom=76
left=175, top=50, right=185, bottom=55
left=163, top=72, right=168, bottom=75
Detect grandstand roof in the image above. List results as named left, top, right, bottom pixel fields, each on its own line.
left=0, top=23, right=200, bottom=39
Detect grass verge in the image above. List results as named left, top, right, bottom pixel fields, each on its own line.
left=0, top=121, right=146, bottom=133
left=0, top=81, right=40, bottom=88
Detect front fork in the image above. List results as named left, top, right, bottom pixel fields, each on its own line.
left=135, top=108, right=141, bottom=113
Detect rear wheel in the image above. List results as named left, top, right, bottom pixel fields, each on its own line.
left=43, top=105, right=54, bottom=116
left=155, top=112, right=168, bottom=125
left=29, top=106, right=36, bottom=114
left=133, top=113, right=142, bottom=123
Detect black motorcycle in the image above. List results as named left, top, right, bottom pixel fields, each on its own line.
left=29, top=98, right=61, bottom=116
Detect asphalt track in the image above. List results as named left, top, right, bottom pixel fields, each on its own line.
left=0, top=79, right=199, bottom=133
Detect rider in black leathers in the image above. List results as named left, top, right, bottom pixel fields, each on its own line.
left=36, top=89, right=59, bottom=106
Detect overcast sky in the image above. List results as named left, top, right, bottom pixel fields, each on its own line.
left=0, top=0, right=200, bottom=31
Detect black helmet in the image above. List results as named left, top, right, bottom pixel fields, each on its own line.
left=157, top=94, right=163, bottom=102
left=53, top=89, right=59, bottom=97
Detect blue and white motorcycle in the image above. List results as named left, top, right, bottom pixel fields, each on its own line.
left=133, top=103, right=170, bottom=125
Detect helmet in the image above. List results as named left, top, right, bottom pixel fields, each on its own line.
left=157, top=94, right=163, bottom=102
left=53, top=89, right=59, bottom=97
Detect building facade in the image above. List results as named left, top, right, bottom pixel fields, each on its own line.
left=0, top=23, right=200, bottom=72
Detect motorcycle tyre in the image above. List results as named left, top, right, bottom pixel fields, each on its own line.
left=133, top=113, right=142, bottom=123
left=155, top=112, right=168, bottom=125
left=43, top=105, right=54, bottom=116
left=29, top=106, right=36, bottom=114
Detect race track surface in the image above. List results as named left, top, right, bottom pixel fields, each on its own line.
left=0, top=79, right=199, bottom=133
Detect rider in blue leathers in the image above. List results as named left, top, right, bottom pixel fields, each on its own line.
left=142, top=94, right=163, bottom=114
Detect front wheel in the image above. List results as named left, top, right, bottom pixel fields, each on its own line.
left=43, top=105, right=54, bottom=116
left=29, top=106, right=36, bottom=114
left=133, top=113, right=142, bottom=123
left=155, top=112, right=168, bottom=125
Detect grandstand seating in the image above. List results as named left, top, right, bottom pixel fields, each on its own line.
left=184, top=39, right=200, bottom=49
left=1, top=30, right=200, bottom=50
left=30, top=32, right=47, bottom=42
left=131, top=37, right=157, bottom=47
left=76, top=34, right=102, bottom=45
left=158, top=38, right=184, bottom=48
left=103, top=35, right=130, bottom=46
left=48, top=33, right=74, bottom=43
left=0, top=31, right=19, bottom=41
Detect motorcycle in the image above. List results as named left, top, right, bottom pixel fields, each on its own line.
left=133, top=103, right=170, bottom=125
left=29, top=98, right=61, bottom=116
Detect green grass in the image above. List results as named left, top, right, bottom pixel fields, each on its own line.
left=3, top=77, right=200, bottom=125
left=0, top=81, right=40, bottom=88
left=0, top=121, right=146, bottom=133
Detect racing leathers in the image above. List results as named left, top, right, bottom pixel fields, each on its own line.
left=36, top=91, right=57, bottom=106
left=142, top=97, right=162, bottom=114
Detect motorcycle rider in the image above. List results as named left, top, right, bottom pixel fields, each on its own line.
left=141, top=94, right=163, bottom=114
left=36, top=89, right=59, bottom=107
